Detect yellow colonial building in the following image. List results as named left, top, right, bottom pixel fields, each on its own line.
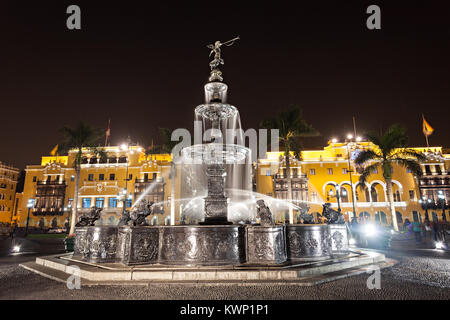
left=256, top=140, right=450, bottom=225
left=18, top=145, right=179, bottom=229
left=0, top=161, right=20, bottom=225
left=16, top=141, right=449, bottom=229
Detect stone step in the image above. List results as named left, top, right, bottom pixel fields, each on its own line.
left=26, top=250, right=388, bottom=283
left=20, top=258, right=396, bottom=287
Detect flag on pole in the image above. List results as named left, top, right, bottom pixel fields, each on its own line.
left=105, top=119, right=111, bottom=146
left=422, top=114, right=434, bottom=137
left=50, top=145, right=58, bottom=156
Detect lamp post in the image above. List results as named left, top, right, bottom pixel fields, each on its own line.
left=438, top=190, right=447, bottom=222
left=344, top=134, right=359, bottom=220
left=120, top=142, right=130, bottom=214
left=25, top=198, right=35, bottom=236
left=65, top=203, right=72, bottom=233
left=419, top=196, right=432, bottom=222
left=327, top=184, right=343, bottom=213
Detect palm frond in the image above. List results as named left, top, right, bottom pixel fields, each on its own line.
left=392, top=157, right=423, bottom=177
left=357, top=163, right=380, bottom=189
left=354, top=149, right=380, bottom=166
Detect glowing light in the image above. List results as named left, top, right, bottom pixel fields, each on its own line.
left=356, top=136, right=362, bottom=142
left=347, top=134, right=353, bottom=140
left=363, top=223, right=377, bottom=237
left=12, top=245, right=20, bottom=253
left=349, top=238, right=356, bottom=245
left=435, top=241, right=444, bottom=250
left=331, top=138, right=337, bottom=143
left=120, top=144, right=128, bottom=151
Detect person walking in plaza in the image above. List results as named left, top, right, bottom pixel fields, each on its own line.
left=412, top=220, right=422, bottom=243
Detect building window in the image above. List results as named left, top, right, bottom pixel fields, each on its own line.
left=99, top=174, right=104, bottom=181
left=95, top=197, right=104, bottom=208
left=342, top=168, right=347, bottom=174
left=88, top=174, right=94, bottom=181
left=126, top=199, right=132, bottom=208
left=109, top=197, right=117, bottom=208
left=128, top=174, right=133, bottom=181
left=309, top=169, right=315, bottom=175
left=327, top=168, right=333, bottom=175
left=82, top=198, right=91, bottom=208
left=373, top=167, right=378, bottom=174
left=266, top=170, right=271, bottom=176
left=71, top=175, right=75, bottom=182
left=109, top=173, right=115, bottom=180
left=409, top=190, right=415, bottom=200
left=33, top=176, right=37, bottom=182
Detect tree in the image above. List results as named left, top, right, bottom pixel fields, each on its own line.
left=260, top=106, right=319, bottom=224
left=59, top=121, right=105, bottom=235
left=354, top=124, right=425, bottom=231
left=146, top=128, right=179, bottom=225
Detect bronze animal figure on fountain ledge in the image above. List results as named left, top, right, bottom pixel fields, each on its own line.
left=75, top=207, right=102, bottom=227
left=118, top=200, right=154, bottom=227
left=256, top=199, right=274, bottom=226
left=322, top=203, right=345, bottom=224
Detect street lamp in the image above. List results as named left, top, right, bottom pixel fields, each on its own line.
left=327, top=184, right=342, bottom=213
left=419, top=196, right=431, bottom=221
left=437, top=191, right=447, bottom=222
left=25, top=198, right=35, bottom=236
left=65, top=203, right=72, bottom=233
left=120, top=140, right=131, bottom=214
left=345, top=134, right=358, bottom=220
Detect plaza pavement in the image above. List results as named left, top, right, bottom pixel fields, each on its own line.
left=0, top=248, right=449, bottom=300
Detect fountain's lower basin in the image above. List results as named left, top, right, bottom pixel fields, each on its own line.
left=246, top=225, right=287, bottom=265
left=159, top=225, right=245, bottom=266
left=74, top=223, right=347, bottom=266
left=286, top=224, right=331, bottom=261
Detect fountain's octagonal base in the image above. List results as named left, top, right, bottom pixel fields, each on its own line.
left=159, top=225, right=245, bottom=266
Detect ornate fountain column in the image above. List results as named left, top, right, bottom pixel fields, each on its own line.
left=203, top=163, right=230, bottom=224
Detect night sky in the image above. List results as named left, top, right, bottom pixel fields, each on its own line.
left=1, top=1, right=449, bottom=169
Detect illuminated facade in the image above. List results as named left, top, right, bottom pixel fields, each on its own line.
left=18, top=146, right=178, bottom=228
left=257, top=141, right=450, bottom=225
left=16, top=141, right=450, bottom=229
left=0, top=162, right=19, bottom=225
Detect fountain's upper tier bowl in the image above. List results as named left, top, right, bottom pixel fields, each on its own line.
left=195, top=103, right=238, bottom=122
left=181, top=143, right=250, bottom=165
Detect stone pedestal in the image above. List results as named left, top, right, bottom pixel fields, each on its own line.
left=158, top=225, right=245, bottom=266
left=246, top=225, right=287, bottom=265
left=81, top=226, right=119, bottom=263
left=329, top=224, right=349, bottom=255
left=117, top=226, right=159, bottom=265
left=286, top=224, right=331, bottom=261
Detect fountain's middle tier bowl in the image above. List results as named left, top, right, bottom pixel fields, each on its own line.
left=181, top=143, right=250, bottom=165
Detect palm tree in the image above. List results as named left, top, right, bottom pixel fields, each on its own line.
left=354, top=124, right=425, bottom=231
left=147, top=128, right=179, bottom=225
left=261, top=106, right=319, bottom=224
left=59, top=121, right=105, bottom=235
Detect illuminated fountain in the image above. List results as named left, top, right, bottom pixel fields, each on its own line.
left=73, top=37, right=349, bottom=267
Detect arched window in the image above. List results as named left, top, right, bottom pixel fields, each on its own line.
left=340, top=186, right=349, bottom=203
left=375, top=211, right=387, bottom=224
left=371, top=186, right=378, bottom=202
left=396, top=211, right=403, bottom=224
left=394, top=190, right=401, bottom=202
left=359, top=211, right=371, bottom=221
